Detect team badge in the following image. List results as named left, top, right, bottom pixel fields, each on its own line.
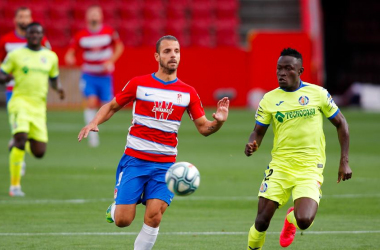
left=259, top=182, right=268, bottom=193
left=114, top=188, right=118, bottom=199
left=41, top=56, right=47, bottom=64
left=298, top=95, right=309, bottom=106
left=177, top=93, right=182, bottom=104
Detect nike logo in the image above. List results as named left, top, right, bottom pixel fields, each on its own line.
left=145, top=93, right=154, bottom=96
left=249, top=247, right=260, bottom=250
left=276, top=101, right=284, bottom=106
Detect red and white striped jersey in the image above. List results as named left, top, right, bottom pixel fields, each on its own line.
left=69, top=25, right=121, bottom=75
left=115, top=73, right=205, bottom=163
left=0, top=31, right=50, bottom=91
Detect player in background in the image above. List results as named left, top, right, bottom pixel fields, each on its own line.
left=0, top=7, right=51, bottom=176
left=0, top=22, right=64, bottom=197
left=244, top=48, right=352, bottom=249
left=78, top=35, right=229, bottom=250
left=65, top=5, right=124, bottom=147
left=0, top=6, right=51, bottom=104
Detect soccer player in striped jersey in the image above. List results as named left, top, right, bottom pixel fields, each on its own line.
left=65, top=5, right=124, bottom=147
left=245, top=48, right=352, bottom=249
left=78, top=35, right=229, bottom=250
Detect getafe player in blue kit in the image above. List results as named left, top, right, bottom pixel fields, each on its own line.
left=245, top=48, right=352, bottom=249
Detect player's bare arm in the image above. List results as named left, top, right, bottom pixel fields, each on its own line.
left=49, top=77, right=65, bottom=100
left=64, top=48, right=76, bottom=66
left=193, top=97, right=229, bottom=136
left=329, top=111, right=352, bottom=183
left=245, top=124, right=268, bottom=156
left=0, top=70, right=13, bottom=83
left=78, top=98, right=123, bottom=142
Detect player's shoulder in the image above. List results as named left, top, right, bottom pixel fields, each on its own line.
left=302, top=81, right=324, bottom=91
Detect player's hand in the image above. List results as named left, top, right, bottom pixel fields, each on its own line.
left=78, top=123, right=99, bottom=142
left=65, top=54, right=76, bottom=66
left=103, top=60, right=115, bottom=73
left=245, top=140, right=259, bottom=156
left=212, top=97, right=229, bottom=123
left=337, top=161, right=352, bottom=183
left=57, top=89, right=65, bottom=100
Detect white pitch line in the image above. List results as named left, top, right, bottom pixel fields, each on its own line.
left=0, top=231, right=379, bottom=236
left=0, top=193, right=379, bottom=205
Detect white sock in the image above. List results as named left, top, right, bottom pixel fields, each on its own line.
left=111, top=203, right=116, bottom=221
left=134, top=223, right=159, bottom=250
left=84, top=109, right=99, bottom=147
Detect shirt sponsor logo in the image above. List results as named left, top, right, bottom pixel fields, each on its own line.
left=275, top=108, right=316, bottom=123
left=298, top=95, right=309, bottom=106
left=152, top=101, right=174, bottom=120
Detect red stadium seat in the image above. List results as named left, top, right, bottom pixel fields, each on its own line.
left=119, top=2, right=141, bottom=21
left=190, top=2, right=214, bottom=21
left=166, top=18, right=190, bottom=47
left=0, top=20, right=14, bottom=36
left=48, top=3, right=72, bottom=21
left=118, top=19, right=142, bottom=47
left=166, top=5, right=188, bottom=20
left=190, top=19, right=214, bottom=47
left=141, top=19, right=165, bottom=46
left=45, top=26, right=71, bottom=48
left=142, top=1, right=165, bottom=20
left=215, top=19, right=239, bottom=47
left=215, top=0, right=239, bottom=19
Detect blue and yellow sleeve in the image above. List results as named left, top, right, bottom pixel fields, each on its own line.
left=255, top=96, right=271, bottom=127
left=320, top=88, right=339, bottom=119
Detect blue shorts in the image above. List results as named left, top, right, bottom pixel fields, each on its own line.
left=80, top=73, right=113, bottom=102
left=6, top=90, right=12, bottom=105
left=114, top=154, right=175, bottom=206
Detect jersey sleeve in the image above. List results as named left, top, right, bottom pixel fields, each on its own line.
left=320, top=88, right=339, bottom=119
left=115, top=78, right=138, bottom=106
left=255, top=96, right=271, bottom=126
left=49, top=53, right=59, bottom=78
left=187, top=88, right=205, bottom=120
left=0, top=52, right=14, bottom=74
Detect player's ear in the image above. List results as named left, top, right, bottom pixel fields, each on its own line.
left=154, top=52, right=159, bottom=62
left=299, top=67, right=304, bottom=76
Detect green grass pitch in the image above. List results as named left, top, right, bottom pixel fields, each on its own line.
left=0, top=108, right=379, bottom=249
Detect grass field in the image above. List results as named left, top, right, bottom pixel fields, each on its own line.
left=0, top=108, right=379, bottom=250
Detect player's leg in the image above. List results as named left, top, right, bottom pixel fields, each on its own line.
left=133, top=199, right=168, bottom=250
left=113, top=204, right=137, bottom=227
left=80, top=73, right=100, bottom=147
left=28, top=139, right=47, bottom=158
left=28, top=115, right=48, bottom=158
left=289, top=197, right=318, bottom=230
left=248, top=197, right=278, bottom=250
left=9, top=132, right=28, bottom=196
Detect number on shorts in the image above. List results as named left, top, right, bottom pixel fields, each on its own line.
left=116, top=172, right=123, bottom=186
left=264, top=169, right=273, bottom=181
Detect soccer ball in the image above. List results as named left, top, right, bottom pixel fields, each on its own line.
left=165, top=162, right=200, bottom=196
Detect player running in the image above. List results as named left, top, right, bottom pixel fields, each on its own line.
left=0, top=22, right=64, bottom=197
left=78, top=35, right=229, bottom=250
left=245, top=48, right=352, bottom=249
left=65, top=5, right=124, bottom=147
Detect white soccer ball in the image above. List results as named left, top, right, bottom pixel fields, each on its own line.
left=165, top=162, right=200, bottom=196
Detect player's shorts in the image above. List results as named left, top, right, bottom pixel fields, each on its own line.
left=8, top=109, right=48, bottom=142
left=257, top=166, right=322, bottom=208
left=6, top=90, right=12, bottom=105
left=113, top=154, right=174, bottom=206
left=79, top=73, right=113, bottom=102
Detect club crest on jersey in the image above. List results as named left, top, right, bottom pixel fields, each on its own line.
left=152, top=101, right=174, bottom=120
left=298, top=95, right=309, bottom=106
left=177, top=93, right=182, bottom=104
left=41, top=56, right=47, bottom=64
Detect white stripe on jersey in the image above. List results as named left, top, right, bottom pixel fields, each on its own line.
left=5, top=42, right=26, bottom=52
left=83, top=47, right=113, bottom=61
left=137, top=86, right=191, bottom=107
left=133, top=114, right=180, bottom=133
left=126, top=135, right=177, bottom=155
left=82, top=63, right=106, bottom=73
left=79, top=34, right=112, bottom=48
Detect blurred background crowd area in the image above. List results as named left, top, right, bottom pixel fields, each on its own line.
left=0, top=0, right=379, bottom=110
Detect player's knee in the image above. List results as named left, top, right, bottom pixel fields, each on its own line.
left=114, top=217, right=134, bottom=228
left=32, top=151, right=45, bottom=158
left=295, top=216, right=314, bottom=230
left=254, top=216, right=270, bottom=232
left=145, top=212, right=163, bottom=228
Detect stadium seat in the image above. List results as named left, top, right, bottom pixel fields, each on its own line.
left=190, top=2, right=214, bottom=21
left=119, top=2, right=141, bottom=21
left=190, top=19, right=214, bottom=47
left=45, top=26, right=71, bottom=47
left=215, top=0, right=239, bottom=19
left=118, top=19, right=142, bottom=47
left=215, top=19, right=239, bottom=47
left=141, top=19, right=165, bottom=46
left=48, top=3, right=72, bottom=21
left=142, top=0, right=165, bottom=20
left=0, top=20, right=14, bottom=36
left=166, top=5, right=188, bottom=20
left=166, top=18, right=190, bottom=47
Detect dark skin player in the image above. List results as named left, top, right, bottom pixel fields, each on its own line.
left=244, top=55, right=352, bottom=232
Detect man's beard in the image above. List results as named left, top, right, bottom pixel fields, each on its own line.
left=159, top=60, right=177, bottom=75
left=18, top=23, right=28, bottom=31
